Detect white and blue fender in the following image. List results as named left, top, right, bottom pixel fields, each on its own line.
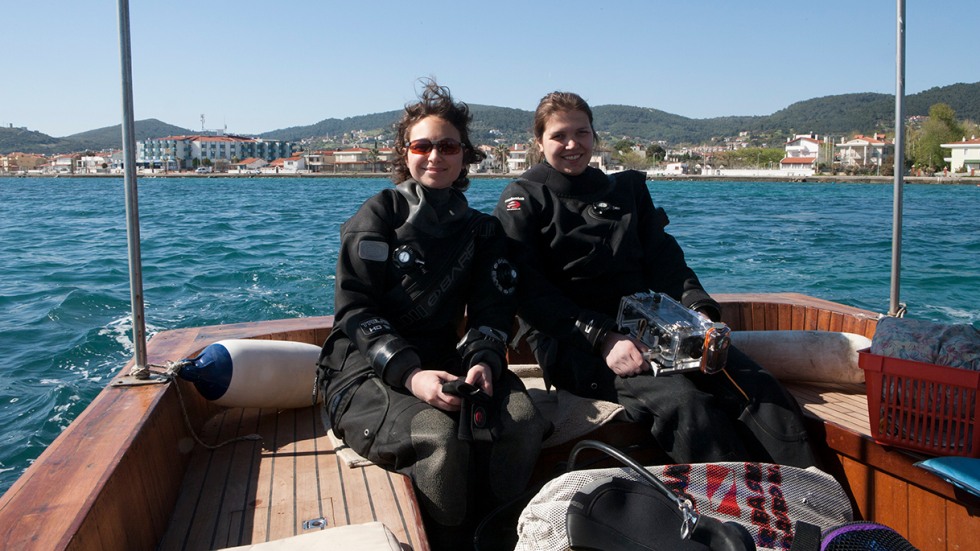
left=178, top=339, right=323, bottom=409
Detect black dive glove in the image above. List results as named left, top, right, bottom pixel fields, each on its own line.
left=575, top=310, right=619, bottom=353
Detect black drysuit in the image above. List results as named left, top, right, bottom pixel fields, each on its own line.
left=494, top=163, right=816, bottom=467
left=317, top=180, right=549, bottom=544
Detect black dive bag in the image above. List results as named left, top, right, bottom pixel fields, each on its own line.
left=564, top=440, right=756, bottom=551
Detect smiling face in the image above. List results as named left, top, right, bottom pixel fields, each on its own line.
left=537, top=109, right=595, bottom=176
left=406, top=116, right=464, bottom=189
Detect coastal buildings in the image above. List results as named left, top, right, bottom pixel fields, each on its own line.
left=779, top=156, right=818, bottom=175
left=779, top=134, right=824, bottom=176
left=661, top=162, right=689, bottom=175
left=332, top=147, right=396, bottom=173
left=50, top=154, right=77, bottom=174
left=281, top=156, right=306, bottom=173
left=0, top=152, right=79, bottom=174
left=506, top=144, right=529, bottom=173
left=0, top=152, right=46, bottom=173
left=475, top=145, right=499, bottom=173
left=941, top=136, right=980, bottom=174
left=231, top=157, right=268, bottom=173
left=303, top=151, right=335, bottom=173
left=75, top=153, right=118, bottom=174
left=783, top=135, right=823, bottom=159
left=136, top=135, right=294, bottom=171
left=3, top=122, right=973, bottom=178
left=835, top=134, right=894, bottom=173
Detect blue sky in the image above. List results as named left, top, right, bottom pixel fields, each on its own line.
left=3, top=1, right=978, bottom=138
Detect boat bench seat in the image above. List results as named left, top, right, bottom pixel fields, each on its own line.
left=328, top=364, right=629, bottom=469
left=317, top=317, right=879, bottom=471
left=511, top=364, right=627, bottom=448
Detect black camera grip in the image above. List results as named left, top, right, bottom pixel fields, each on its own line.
left=441, top=380, right=493, bottom=442
left=442, top=379, right=473, bottom=395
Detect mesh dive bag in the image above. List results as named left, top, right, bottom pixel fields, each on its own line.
left=514, top=441, right=853, bottom=551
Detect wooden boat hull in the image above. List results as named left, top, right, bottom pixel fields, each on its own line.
left=1, top=293, right=977, bottom=550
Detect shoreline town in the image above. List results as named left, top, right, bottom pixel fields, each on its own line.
left=3, top=171, right=974, bottom=185
left=2, top=130, right=979, bottom=181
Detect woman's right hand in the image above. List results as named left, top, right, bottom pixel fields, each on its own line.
left=404, top=368, right=464, bottom=411
left=600, top=333, right=651, bottom=377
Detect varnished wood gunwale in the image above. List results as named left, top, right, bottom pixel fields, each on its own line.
left=0, top=323, right=205, bottom=550
left=2, top=294, right=977, bottom=551
left=714, top=292, right=880, bottom=338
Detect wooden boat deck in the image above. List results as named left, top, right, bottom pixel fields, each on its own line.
left=160, top=404, right=427, bottom=550
left=147, top=294, right=980, bottom=551
left=158, top=380, right=872, bottom=550
left=161, top=384, right=870, bottom=551
left=3, top=293, right=977, bottom=551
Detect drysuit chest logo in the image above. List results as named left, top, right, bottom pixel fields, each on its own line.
left=425, top=239, right=476, bottom=308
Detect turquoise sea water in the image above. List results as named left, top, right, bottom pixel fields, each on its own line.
left=0, top=176, right=977, bottom=493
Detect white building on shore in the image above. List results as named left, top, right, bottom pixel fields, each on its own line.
left=835, top=134, right=893, bottom=172
left=777, top=134, right=825, bottom=177
left=136, top=135, right=294, bottom=171
left=941, top=136, right=980, bottom=175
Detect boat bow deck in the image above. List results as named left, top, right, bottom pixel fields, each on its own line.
left=3, top=294, right=978, bottom=551
left=160, top=405, right=426, bottom=550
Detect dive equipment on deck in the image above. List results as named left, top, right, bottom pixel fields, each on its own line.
left=617, top=292, right=731, bottom=376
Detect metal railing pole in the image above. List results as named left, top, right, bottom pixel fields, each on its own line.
left=117, top=0, right=148, bottom=373
left=889, top=0, right=906, bottom=317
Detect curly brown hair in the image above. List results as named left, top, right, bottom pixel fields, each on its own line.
left=391, top=79, right=486, bottom=190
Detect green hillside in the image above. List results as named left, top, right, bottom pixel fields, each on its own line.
left=250, top=81, right=980, bottom=146
left=0, top=127, right=72, bottom=154
left=0, top=119, right=194, bottom=155
left=259, top=111, right=402, bottom=142
left=256, top=104, right=535, bottom=145
left=3, top=82, right=978, bottom=154
left=63, top=119, right=195, bottom=149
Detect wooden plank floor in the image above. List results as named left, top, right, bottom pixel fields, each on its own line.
left=785, top=381, right=871, bottom=436
left=160, top=406, right=428, bottom=550
left=158, top=380, right=871, bottom=550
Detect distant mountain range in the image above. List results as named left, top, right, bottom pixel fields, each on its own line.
left=3, top=82, right=978, bottom=155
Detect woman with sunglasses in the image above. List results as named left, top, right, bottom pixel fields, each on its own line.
left=317, top=80, right=550, bottom=550
left=493, top=91, right=816, bottom=468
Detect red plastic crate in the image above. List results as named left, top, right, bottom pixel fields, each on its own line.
left=858, top=348, right=980, bottom=457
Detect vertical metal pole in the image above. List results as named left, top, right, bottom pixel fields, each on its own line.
left=117, top=0, right=149, bottom=373
left=889, top=0, right=906, bottom=317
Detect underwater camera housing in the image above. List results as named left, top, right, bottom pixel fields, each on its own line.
left=616, top=292, right=731, bottom=376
